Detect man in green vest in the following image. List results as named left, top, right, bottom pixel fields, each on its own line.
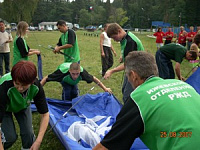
left=0, top=61, right=49, bottom=150
left=104, top=23, right=144, bottom=103
left=53, top=20, right=80, bottom=63
left=93, top=51, right=200, bottom=150
left=40, top=62, right=112, bottom=100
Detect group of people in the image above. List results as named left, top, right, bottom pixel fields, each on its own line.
left=0, top=19, right=200, bottom=150
left=153, top=26, right=200, bottom=50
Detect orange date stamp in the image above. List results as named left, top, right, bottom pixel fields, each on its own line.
left=160, top=131, right=192, bottom=138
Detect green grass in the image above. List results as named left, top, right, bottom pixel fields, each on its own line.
left=7, top=30, right=193, bottom=149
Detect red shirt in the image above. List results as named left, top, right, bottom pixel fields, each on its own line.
left=178, top=31, right=187, bottom=44
left=153, top=32, right=165, bottom=43
left=165, top=31, right=174, bottom=41
left=187, top=32, right=196, bottom=42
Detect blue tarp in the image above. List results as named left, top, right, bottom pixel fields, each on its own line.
left=186, top=67, right=200, bottom=94
left=32, top=92, right=148, bottom=150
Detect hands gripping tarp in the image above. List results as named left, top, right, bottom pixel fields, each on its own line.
left=186, top=67, right=200, bottom=94
left=32, top=92, right=148, bottom=150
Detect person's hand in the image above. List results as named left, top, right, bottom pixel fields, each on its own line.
left=104, top=70, right=112, bottom=79
left=119, top=56, right=123, bottom=63
left=113, top=51, right=117, bottom=57
left=105, top=88, right=112, bottom=94
left=30, top=141, right=41, bottom=150
left=101, top=52, right=105, bottom=57
left=53, top=47, right=60, bottom=54
left=35, top=50, right=41, bottom=55
left=180, top=76, right=185, bottom=81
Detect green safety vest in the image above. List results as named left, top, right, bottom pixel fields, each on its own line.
left=131, top=77, right=200, bottom=149
left=58, top=63, right=83, bottom=85
left=120, top=32, right=144, bottom=61
left=13, top=36, right=29, bottom=66
left=61, top=31, right=80, bottom=63
left=0, top=73, right=39, bottom=113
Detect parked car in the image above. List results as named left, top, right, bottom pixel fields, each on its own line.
left=46, top=27, right=53, bottom=31
left=85, top=25, right=97, bottom=32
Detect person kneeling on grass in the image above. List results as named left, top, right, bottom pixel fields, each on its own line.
left=0, top=60, right=49, bottom=150
left=40, top=62, right=112, bottom=100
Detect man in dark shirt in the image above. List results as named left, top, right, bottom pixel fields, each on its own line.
left=155, top=43, right=197, bottom=80
left=41, top=62, right=112, bottom=100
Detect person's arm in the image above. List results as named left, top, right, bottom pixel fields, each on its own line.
left=28, top=49, right=40, bottom=56
left=175, top=62, right=185, bottom=81
left=100, top=33, right=105, bottom=57
left=40, top=76, right=48, bottom=86
left=104, top=63, right=124, bottom=79
left=93, top=97, right=144, bottom=150
left=5, top=33, right=13, bottom=43
left=0, top=124, right=4, bottom=150
left=30, top=112, right=49, bottom=150
left=54, top=30, right=75, bottom=53
left=93, top=76, right=112, bottom=94
left=111, top=45, right=117, bottom=57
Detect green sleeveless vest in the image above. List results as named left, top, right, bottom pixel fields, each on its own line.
left=61, top=31, right=80, bottom=63
left=130, top=77, right=200, bottom=149
left=58, top=63, right=83, bottom=85
left=120, top=32, right=144, bottom=61
left=0, top=73, right=39, bottom=113
left=13, top=36, right=29, bottom=66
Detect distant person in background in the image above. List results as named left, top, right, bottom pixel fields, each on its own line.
left=54, top=20, right=80, bottom=63
left=100, top=24, right=117, bottom=77
left=104, top=23, right=144, bottom=103
left=196, top=26, right=200, bottom=34
left=155, top=43, right=197, bottom=80
left=164, top=27, right=174, bottom=45
left=178, top=26, right=187, bottom=47
left=186, top=26, right=196, bottom=50
left=0, top=21, right=13, bottom=77
left=153, top=27, right=165, bottom=50
left=172, top=33, right=178, bottom=43
left=189, top=33, right=200, bottom=72
left=13, top=21, right=40, bottom=66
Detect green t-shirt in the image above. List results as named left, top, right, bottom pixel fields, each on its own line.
left=131, top=77, right=200, bottom=149
left=60, top=29, right=80, bottom=63
left=160, top=43, right=187, bottom=63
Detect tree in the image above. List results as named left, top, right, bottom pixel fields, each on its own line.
left=108, top=8, right=128, bottom=26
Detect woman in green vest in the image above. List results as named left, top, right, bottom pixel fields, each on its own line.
left=0, top=61, right=49, bottom=149
left=13, top=21, right=40, bottom=66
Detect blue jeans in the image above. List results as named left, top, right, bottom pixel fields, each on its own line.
left=155, top=50, right=175, bottom=79
left=61, top=81, right=79, bottom=100
left=0, top=53, right=10, bottom=76
left=1, top=106, right=35, bottom=149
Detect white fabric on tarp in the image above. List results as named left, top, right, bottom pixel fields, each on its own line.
left=63, top=115, right=112, bottom=148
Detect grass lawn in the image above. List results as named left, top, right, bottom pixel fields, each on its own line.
left=7, top=30, right=193, bottom=149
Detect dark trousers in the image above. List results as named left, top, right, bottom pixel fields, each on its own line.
left=164, top=40, right=171, bottom=45
left=1, top=106, right=35, bottom=149
left=101, top=46, right=113, bottom=76
left=0, top=53, right=10, bottom=76
left=155, top=50, right=175, bottom=79
left=122, top=75, right=134, bottom=103
left=61, top=81, right=79, bottom=100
